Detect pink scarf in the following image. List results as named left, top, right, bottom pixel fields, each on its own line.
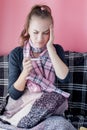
left=23, top=40, right=70, bottom=98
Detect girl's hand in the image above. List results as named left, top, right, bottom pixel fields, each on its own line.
left=22, top=57, right=33, bottom=77
left=47, top=24, right=54, bottom=47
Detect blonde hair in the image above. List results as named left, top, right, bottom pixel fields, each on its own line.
left=19, top=5, right=53, bottom=46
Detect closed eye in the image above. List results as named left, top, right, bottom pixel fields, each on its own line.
left=33, top=31, right=38, bottom=34
left=43, top=32, right=49, bottom=35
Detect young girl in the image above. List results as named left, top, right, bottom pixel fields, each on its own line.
left=0, top=4, right=77, bottom=130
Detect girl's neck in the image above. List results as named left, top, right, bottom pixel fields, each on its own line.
left=29, top=39, right=46, bottom=53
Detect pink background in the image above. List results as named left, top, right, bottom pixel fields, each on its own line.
left=1, top=0, right=87, bottom=55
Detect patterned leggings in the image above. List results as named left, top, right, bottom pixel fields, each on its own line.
left=17, top=92, right=77, bottom=130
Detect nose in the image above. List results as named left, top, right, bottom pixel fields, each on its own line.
left=37, top=34, right=43, bottom=42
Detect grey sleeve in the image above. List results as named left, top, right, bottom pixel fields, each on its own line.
left=8, top=47, right=24, bottom=100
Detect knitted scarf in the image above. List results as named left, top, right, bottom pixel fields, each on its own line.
left=23, top=40, right=70, bottom=98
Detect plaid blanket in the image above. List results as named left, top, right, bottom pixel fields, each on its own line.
left=56, top=51, right=87, bottom=129
left=0, top=55, right=8, bottom=114
left=66, top=115, right=87, bottom=129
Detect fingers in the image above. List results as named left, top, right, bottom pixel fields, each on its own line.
left=23, top=57, right=31, bottom=65
left=22, top=57, right=33, bottom=75
left=23, top=57, right=29, bottom=62
left=47, top=24, right=54, bottom=47
left=49, top=24, right=54, bottom=42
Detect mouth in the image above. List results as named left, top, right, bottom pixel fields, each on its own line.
left=36, top=42, right=44, bottom=45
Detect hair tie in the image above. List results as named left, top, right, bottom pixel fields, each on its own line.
left=41, top=7, right=45, bottom=11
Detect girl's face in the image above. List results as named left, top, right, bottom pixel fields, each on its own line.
left=28, top=16, right=52, bottom=48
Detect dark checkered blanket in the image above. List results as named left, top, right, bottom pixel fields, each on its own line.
left=55, top=51, right=87, bottom=129
left=0, top=55, right=8, bottom=114
left=0, top=51, right=87, bottom=129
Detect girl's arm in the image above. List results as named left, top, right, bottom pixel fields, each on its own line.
left=8, top=47, right=32, bottom=100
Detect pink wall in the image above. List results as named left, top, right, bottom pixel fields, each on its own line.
left=0, top=0, right=87, bottom=55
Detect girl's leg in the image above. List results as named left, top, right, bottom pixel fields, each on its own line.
left=43, top=116, right=77, bottom=130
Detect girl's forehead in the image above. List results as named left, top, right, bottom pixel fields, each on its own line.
left=30, top=16, right=52, bottom=24
left=29, top=16, right=51, bottom=31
